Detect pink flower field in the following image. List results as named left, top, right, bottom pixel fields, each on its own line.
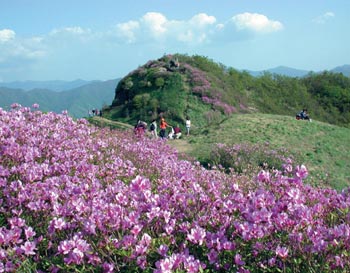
left=0, top=104, right=350, bottom=272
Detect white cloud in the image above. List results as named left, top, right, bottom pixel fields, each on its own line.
left=0, top=31, right=46, bottom=65
left=189, top=13, right=216, bottom=28
left=313, top=12, right=335, bottom=24
left=0, top=29, right=16, bottom=43
left=116, top=20, right=140, bottom=43
left=113, top=12, right=283, bottom=46
left=141, top=12, right=168, bottom=37
left=114, top=12, right=220, bottom=45
left=49, top=26, right=92, bottom=36
left=231, top=12, right=283, bottom=33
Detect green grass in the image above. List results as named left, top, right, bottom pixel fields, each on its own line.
left=91, top=113, right=350, bottom=191
left=187, top=114, right=350, bottom=190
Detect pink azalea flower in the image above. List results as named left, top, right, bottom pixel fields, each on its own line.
left=257, top=170, right=270, bottom=182
left=53, top=217, right=66, bottom=230
left=102, top=262, right=114, bottom=273
left=207, top=249, right=218, bottom=264
left=158, top=257, right=173, bottom=273
left=275, top=245, right=289, bottom=260
left=234, top=253, right=245, bottom=266
left=158, top=245, right=168, bottom=256
left=187, top=226, right=206, bottom=245
left=21, top=241, right=37, bottom=255
left=295, top=165, right=308, bottom=179
left=24, top=226, right=36, bottom=239
left=58, top=240, right=72, bottom=255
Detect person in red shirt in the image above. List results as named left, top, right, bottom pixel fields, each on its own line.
left=173, top=125, right=182, bottom=139
left=159, top=117, right=169, bottom=139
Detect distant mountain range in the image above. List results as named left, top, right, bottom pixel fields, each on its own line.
left=0, top=79, right=119, bottom=118
left=0, top=79, right=100, bottom=91
left=246, top=64, right=350, bottom=78
left=1, top=64, right=349, bottom=92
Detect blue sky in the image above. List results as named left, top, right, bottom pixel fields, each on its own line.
left=0, top=0, right=349, bottom=82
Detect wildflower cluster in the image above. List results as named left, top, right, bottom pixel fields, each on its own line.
left=209, top=142, right=296, bottom=176
left=0, top=105, right=350, bottom=272
left=183, top=64, right=235, bottom=116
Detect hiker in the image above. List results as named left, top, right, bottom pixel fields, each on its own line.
left=169, top=58, right=179, bottom=68
left=149, top=119, right=158, bottom=139
left=296, top=109, right=311, bottom=121
left=185, top=116, right=191, bottom=136
left=134, top=120, right=147, bottom=137
left=173, top=125, right=182, bottom=139
left=159, top=117, right=169, bottom=139
left=168, top=127, right=175, bottom=139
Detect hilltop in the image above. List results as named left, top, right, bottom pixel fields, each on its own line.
left=103, top=54, right=350, bottom=128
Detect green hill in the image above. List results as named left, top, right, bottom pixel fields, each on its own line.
left=100, top=54, right=350, bottom=190
left=183, top=113, right=350, bottom=191
left=103, top=54, right=350, bottom=128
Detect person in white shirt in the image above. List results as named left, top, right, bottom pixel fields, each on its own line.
left=149, top=119, right=157, bottom=138
left=185, top=117, right=191, bottom=136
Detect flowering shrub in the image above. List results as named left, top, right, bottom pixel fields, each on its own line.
left=183, top=64, right=236, bottom=117
left=209, top=142, right=296, bottom=176
left=1, top=105, right=350, bottom=272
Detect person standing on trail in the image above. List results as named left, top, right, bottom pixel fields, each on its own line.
left=159, top=117, right=169, bottom=139
left=150, top=119, right=158, bottom=139
left=185, top=116, right=191, bottom=136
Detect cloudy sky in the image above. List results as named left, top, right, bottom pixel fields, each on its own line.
left=0, top=0, right=349, bottom=82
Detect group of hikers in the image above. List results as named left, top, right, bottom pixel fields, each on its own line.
left=296, top=108, right=312, bottom=122
left=134, top=116, right=191, bottom=139
left=88, top=108, right=102, bottom=117
left=133, top=108, right=311, bottom=139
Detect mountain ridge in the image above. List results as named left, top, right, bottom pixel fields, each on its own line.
left=0, top=79, right=101, bottom=92
left=246, top=64, right=350, bottom=77
left=0, top=79, right=119, bottom=118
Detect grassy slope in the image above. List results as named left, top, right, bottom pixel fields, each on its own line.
left=169, top=113, right=350, bottom=191
left=92, top=112, right=350, bottom=191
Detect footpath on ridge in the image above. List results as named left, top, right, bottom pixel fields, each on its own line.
left=90, top=116, right=193, bottom=155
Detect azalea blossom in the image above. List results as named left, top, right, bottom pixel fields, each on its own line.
left=20, top=241, right=36, bottom=255
left=187, top=226, right=206, bottom=245
left=1, top=106, right=350, bottom=272
left=276, top=245, right=289, bottom=259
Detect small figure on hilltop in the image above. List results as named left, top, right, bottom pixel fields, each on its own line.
left=185, top=116, right=191, bottom=136
left=149, top=119, right=158, bottom=139
left=169, top=58, right=179, bottom=69
left=296, top=109, right=312, bottom=122
left=159, top=117, right=169, bottom=139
